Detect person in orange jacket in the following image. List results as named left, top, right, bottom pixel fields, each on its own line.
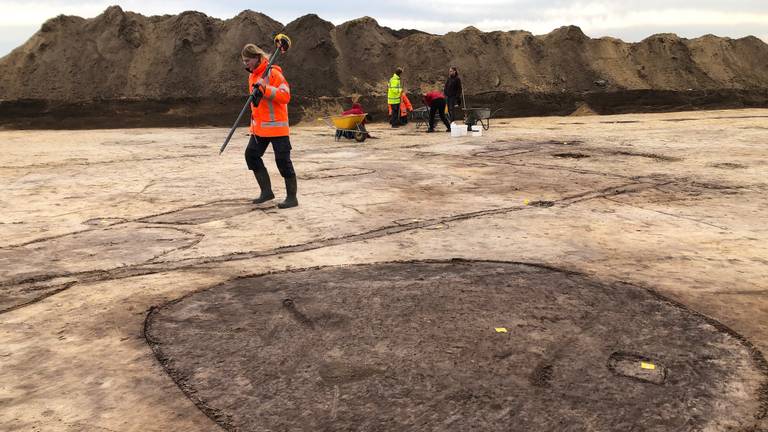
left=388, top=93, right=413, bottom=125
left=241, top=43, right=297, bottom=208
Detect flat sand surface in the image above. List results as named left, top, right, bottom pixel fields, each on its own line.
left=1, top=109, right=767, bottom=431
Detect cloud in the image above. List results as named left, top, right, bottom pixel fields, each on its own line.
left=0, top=24, right=39, bottom=59
left=0, top=1, right=107, bottom=25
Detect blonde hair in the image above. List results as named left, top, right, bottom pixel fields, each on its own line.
left=241, top=43, right=267, bottom=60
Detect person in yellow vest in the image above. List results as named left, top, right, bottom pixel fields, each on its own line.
left=387, top=67, right=403, bottom=128
left=388, top=93, right=414, bottom=125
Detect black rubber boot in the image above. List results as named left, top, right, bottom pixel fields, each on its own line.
left=251, top=168, right=275, bottom=204
left=277, top=176, right=298, bottom=209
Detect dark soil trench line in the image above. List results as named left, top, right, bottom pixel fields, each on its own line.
left=0, top=180, right=663, bottom=315
left=0, top=140, right=647, bottom=248
left=0, top=199, right=249, bottom=250
left=0, top=154, right=208, bottom=170
left=602, top=196, right=730, bottom=231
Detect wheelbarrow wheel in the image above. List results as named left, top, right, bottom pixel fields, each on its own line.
left=354, top=131, right=367, bottom=142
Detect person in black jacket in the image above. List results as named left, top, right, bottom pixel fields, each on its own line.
left=443, top=66, right=462, bottom=123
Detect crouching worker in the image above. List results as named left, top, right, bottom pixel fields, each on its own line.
left=423, top=90, right=451, bottom=133
left=388, top=93, right=413, bottom=125
left=241, top=43, right=298, bottom=209
left=337, top=101, right=366, bottom=140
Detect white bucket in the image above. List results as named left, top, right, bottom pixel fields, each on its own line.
left=450, top=122, right=467, bottom=138
left=471, top=125, right=483, bottom=137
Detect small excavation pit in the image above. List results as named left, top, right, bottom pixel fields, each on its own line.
left=529, top=200, right=555, bottom=208
left=146, top=260, right=767, bottom=432
left=553, top=152, right=590, bottom=159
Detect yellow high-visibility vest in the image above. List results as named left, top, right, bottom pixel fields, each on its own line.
left=387, top=74, right=402, bottom=104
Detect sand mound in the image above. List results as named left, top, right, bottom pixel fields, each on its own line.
left=1, top=6, right=767, bottom=127
left=570, top=102, right=599, bottom=116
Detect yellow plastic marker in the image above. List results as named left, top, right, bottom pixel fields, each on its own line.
left=640, top=362, right=656, bottom=370
left=495, top=327, right=508, bottom=333
left=523, top=199, right=530, bottom=205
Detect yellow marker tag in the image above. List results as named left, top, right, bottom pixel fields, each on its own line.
left=523, top=199, right=530, bottom=205
left=640, top=362, right=656, bottom=370
left=495, top=327, right=508, bottom=333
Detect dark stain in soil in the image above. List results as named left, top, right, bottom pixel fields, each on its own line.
left=145, top=260, right=768, bottom=432
left=610, top=151, right=682, bottom=162
left=553, top=152, right=590, bottom=159
left=282, top=298, right=316, bottom=330
left=710, top=162, right=748, bottom=169
left=529, top=363, right=554, bottom=387
left=529, top=200, right=555, bottom=208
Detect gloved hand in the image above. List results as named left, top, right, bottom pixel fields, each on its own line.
left=250, top=86, right=263, bottom=108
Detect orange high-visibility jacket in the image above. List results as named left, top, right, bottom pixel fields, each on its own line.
left=249, top=59, right=291, bottom=137
left=388, top=93, right=414, bottom=117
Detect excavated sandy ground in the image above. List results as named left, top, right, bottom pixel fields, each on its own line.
left=1, top=109, right=767, bottom=431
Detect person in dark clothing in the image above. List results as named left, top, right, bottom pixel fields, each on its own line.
left=423, top=90, right=451, bottom=133
left=443, top=66, right=462, bottom=123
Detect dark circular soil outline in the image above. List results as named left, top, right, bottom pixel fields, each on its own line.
left=144, top=259, right=768, bottom=432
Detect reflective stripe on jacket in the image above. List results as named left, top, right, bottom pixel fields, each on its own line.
left=387, top=74, right=402, bottom=104
left=249, top=59, right=291, bottom=137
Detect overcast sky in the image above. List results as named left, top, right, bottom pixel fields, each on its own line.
left=1, top=0, right=767, bottom=57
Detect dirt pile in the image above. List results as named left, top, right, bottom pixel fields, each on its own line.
left=1, top=6, right=768, bottom=128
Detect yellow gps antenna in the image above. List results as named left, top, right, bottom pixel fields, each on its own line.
left=274, top=33, right=291, bottom=53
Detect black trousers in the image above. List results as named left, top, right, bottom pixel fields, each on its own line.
left=429, top=98, right=451, bottom=131
left=446, top=96, right=459, bottom=122
left=244, top=135, right=295, bottom=178
left=389, top=103, right=400, bottom=126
